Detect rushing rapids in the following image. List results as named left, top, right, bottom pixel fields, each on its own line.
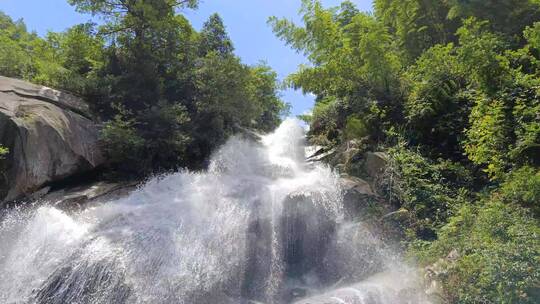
left=0, top=119, right=429, bottom=304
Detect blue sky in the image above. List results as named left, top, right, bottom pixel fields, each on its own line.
left=0, top=0, right=372, bottom=116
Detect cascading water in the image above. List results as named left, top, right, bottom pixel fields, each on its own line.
left=0, top=119, right=429, bottom=304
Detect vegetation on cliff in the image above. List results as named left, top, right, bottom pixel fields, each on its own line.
left=271, top=0, right=540, bottom=302
left=0, top=1, right=288, bottom=175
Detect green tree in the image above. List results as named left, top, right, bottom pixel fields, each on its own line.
left=524, top=21, right=540, bottom=50
left=38, top=23, right=106, bottom=95
left=68, top=0, right=200, bottom=112
left=68, top=0, right=199, bottom=30
left=456, top=18, right=512, bottom=93
left=0, top=12, right=106, bottom=97
left=190, top=52, right=257, bottom=157
left=375, top=0, right=458, bottom=61
left=269, top=0, right=401, bottom=144
left=198, top=13, right=234, bottom=57
left=270, top=1, right=400, bottom=99
left=0, top=12, right=41, bottom=79
left=67, top=0, right=201, bottom=173
left=446, top=0, right=540, bottom=45
left=249, top=63, right=290, bottom=131
left=403, top=43, right=470, bottom=156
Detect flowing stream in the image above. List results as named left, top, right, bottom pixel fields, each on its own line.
left=0, top=119, right=429, bottom=304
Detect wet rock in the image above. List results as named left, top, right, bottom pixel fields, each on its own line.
left=365, top=152, right=388, bottom=179
left=283, top=287, right=308, bottom=302
left=0, top=76, right=104, bottom=203
left=280, top=191, right=336, bottom=280
left=305, top=145, right=324, bottom=159
left=322, top=222, right=388, bottom=285
left=29, top=186, right=52, bottom=200
left=242, top=204, right=274, bottom=301
left=242, top=191, right=338, bottom=302
left=424, top=249, right=460, bottom=303
left=308, top=140, right=364, bottom=170
left=306, top=146, right=337, bottom=163
left=234, top=124, right=262, bottom=142
left=41, top=181, right=138, bottom=211
left=339, top=176, right=379, bottom=219
left=34, top=256, right=132, bottom=304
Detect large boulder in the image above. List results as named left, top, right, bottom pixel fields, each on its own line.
left=0, top=76, right=104, bottom=203
left=39, top=181, right=138, bottom=211
left=365, top=152, right=388, bottom=179
left=241, top=191, right=337, bottom=302
left=280, top=191, right=336, bottom=279
left=339, top=176, right=377, bottom=219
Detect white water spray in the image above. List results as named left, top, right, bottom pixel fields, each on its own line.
left=0, top=119, right=428, bottom=304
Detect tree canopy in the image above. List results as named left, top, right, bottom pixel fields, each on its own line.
left=0, top=2, right=287, bottom=174
left=271, top=1, right=540, bottom=303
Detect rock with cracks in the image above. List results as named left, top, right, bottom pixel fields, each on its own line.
left=0, top=76, right=104, bottom=204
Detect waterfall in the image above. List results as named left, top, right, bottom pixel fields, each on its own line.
left=0, top=119, right=429, bottom=304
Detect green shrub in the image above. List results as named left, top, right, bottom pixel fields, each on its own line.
left=464, top=91, right=513, bottom=179
left=457, top=18, right=512, bottom=93
left=139, top=102, right=191, bottom=171
left=382, top=144, right=472, bottom=241
left=509, top=84, right=540, bottom=166
left=403, top=43, right=471, bottom=155
left=425, top=201, right=540, bottom=304
left=499, top=166, right=540, bottom=216
left=343, top=115, right=368, bottom=141
left=0, top=146, right=7, bottom=159
left=524, top=22, right=540, bottom=50
left=465, top=83, right=540, bottom=180
left=101, top=113, right=145, bottom=172
left=309, top=97, right=342, bottom=146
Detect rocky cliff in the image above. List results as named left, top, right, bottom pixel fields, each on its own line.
left=0, top=76, right=104, bottom=203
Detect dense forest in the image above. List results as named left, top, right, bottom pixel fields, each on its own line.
left=271, top=0, right=540, bottom=303
left=0, top=0, right=288, bottom=174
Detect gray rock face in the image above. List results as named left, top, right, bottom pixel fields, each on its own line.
left=365, top=152, right=388, bottom=179
left=241, top=191, right=337, bottom=302
left=280, top=191, right=336, bottom=279
left=40, top=181, right=138, bottom=211
left=340, top=176, right=377, bottom=219
left=0, top=76, right=104, bottom=203
left=0, top=76, right=91, bottom=117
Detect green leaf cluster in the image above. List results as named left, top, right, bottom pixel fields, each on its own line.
left=0, top=146, right=7, bottom=159
left=272, top=1, right=540, bottom=301
left=0, top=1, right=287, bottom=174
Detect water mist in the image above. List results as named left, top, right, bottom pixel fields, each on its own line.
left=0, top=119, right=429, bottom=304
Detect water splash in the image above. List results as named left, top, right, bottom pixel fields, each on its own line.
left=0, top=118, right=427, bottom=304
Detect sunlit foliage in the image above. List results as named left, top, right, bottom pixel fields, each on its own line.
left=272, top=1, right=540, bottom=302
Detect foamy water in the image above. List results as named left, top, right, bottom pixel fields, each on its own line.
left=0, top=119, right=428, bottom=304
